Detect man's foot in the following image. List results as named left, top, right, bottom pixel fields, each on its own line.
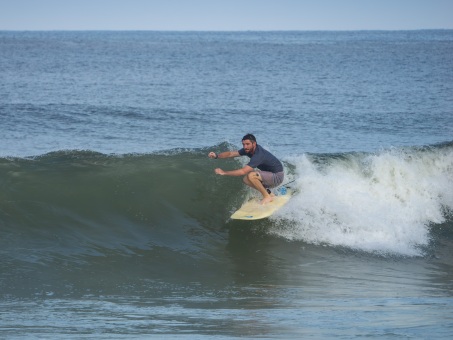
left=260, top=196, right=274, bottom=205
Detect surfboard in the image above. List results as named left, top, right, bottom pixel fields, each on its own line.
left=230, top=189, right=292, bottom=220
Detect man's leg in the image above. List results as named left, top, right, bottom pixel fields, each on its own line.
left=243, top=171, right=273, bottom=204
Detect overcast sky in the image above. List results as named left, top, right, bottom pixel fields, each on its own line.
left=1, top=0, right=452, bottom=31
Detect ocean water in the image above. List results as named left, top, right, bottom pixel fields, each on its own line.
left=1, top=30, right=452, bottom=338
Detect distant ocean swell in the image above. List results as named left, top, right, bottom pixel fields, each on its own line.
left=1, top=141, right=452, bottom=266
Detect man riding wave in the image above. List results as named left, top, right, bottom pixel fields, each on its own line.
left=208, top=134, right=284, bottom=204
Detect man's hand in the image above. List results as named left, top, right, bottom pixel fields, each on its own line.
left=215, top=168, right=225, bottom=175
left=208, top=152, right=217, bottom=159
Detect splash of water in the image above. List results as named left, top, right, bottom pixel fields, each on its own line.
left=272, top=145, right=453, bottom=256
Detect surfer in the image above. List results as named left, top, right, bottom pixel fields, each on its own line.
left=208, top=133, right=284, bottom=204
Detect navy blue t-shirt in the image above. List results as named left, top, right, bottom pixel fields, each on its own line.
left=238, top=144, right=283, bottom=173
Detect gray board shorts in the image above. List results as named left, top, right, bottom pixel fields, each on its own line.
left=258, top=170, right=284, bottom=188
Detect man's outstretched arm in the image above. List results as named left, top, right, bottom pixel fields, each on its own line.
left=208, top=150, right=240, bottom=159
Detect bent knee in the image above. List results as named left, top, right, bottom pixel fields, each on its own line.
left=243, top=172, right=255, bottom=184
left=247, top=171, right=261, bottom=181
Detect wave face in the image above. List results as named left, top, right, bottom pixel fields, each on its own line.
left=1, top=142, right=452, bottom=269
left=0, top=148, right=242, bottom=263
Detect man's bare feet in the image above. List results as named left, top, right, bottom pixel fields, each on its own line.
left=260, top=196, right=274, bottom=205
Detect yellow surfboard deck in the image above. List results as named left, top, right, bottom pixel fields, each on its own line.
left=230, top=190, right=292, bottom=220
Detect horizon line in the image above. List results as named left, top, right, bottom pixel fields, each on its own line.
left=1, top=28, right=452, bottom=32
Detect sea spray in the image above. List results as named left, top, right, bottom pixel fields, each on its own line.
left=272, top=145, right=453, bottom=256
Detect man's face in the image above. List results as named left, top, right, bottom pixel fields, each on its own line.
left=242, top=139, right=256, bottom=154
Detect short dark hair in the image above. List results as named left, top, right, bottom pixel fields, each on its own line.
left=242, top=133, right=256, bottom=142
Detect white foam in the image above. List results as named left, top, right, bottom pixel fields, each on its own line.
left=273, top=147, right=453, bottom=256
